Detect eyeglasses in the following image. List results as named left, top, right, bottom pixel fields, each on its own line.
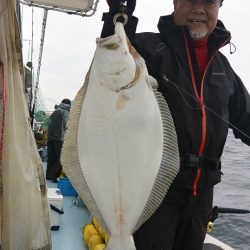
left=182, top=0, right=221, bottom=8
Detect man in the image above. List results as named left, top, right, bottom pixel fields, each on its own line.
left=46, top=98, right=71, bottom=182
left=101, top=0, right=250, bottom=249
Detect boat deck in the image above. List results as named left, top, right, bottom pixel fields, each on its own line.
left=44, top=163, right=233, bottom=250
left=45, top=170, right=90, bottom=250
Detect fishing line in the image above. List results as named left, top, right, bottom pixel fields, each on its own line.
left=145, top=43, right=249, bottom=138
left=153, top=68, right=250, bottom=139
left=162, top=74, right=201, bottom=111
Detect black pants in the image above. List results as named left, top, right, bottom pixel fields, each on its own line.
left=133, top=187, right=213, bottom=250
left=46, top=140, right=63, bottom=180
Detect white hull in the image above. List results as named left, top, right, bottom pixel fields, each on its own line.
left=203, top=234, right=235, bottom=250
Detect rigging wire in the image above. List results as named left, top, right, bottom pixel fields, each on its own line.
left=31, top=8, right=48, bottom=127
left=29, top=6, right=34, bottom=117
left=19, top=0, right=100, bottom=125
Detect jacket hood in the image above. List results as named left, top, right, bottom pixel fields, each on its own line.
left=157, top=14, right=231, bottom=51
left=58, top=102, right=71, bottom=111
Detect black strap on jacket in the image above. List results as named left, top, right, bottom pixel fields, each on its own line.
left=181, top=153, right=221, bottom=170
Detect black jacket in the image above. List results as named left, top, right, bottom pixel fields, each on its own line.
left=48, top=103, right=70, bottom=142
left=102, top=14, right=250, bottom=192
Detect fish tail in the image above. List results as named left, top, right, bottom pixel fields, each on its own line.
left=106, top=235, right=136, bottom=250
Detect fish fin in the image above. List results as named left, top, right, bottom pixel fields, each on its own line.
left=61, top=69, right=110, bottom=234
left=145, top=74, right=158, bottom=89
left=106, top=235, right=136, bottom=250
left=133, top=84, right=180, bottom=232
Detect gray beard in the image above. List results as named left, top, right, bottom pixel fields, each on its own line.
left=189, top=30, right=208, bottom=40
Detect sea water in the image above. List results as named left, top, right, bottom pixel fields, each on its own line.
left=211, top=129, right=250, bottom=250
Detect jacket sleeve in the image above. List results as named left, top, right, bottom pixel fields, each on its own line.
left=62, top=110, right=69, bottom=131
left=48, top=110, right=63, bottom=141
left=229, top=72, right=250, bottom=146
left=101, top=12, right=138, bottom=43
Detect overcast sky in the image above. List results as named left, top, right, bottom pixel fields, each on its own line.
left=21, top=0, right=250, bottom=111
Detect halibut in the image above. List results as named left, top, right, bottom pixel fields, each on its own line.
left=61, top=22, right=179, bottom=250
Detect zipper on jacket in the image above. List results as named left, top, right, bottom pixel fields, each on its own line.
left=183, top=29, right=206, bottom=196
left=183, top=28, right=231, bottom=195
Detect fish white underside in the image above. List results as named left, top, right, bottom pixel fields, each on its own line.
left=78, top=69, right=163, bottom=248
left=61, top=22, right=179, bottom=250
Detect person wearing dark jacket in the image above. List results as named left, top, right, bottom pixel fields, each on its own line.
left=101, top=0, right=250, bottom=249
left=46, top=98, right=71, bottom=182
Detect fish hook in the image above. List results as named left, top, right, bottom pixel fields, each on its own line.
left=113, top=13, right=128, bottom=25
left=113, top=1, right=128, bottom=25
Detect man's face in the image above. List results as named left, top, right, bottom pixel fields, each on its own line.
left=173, top=0, right=221, bottom=39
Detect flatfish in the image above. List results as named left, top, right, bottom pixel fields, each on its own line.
left=61, top=22, right=179, bottom=250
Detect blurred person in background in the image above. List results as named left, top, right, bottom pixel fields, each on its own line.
left=46, top=98, right=71, bottom=183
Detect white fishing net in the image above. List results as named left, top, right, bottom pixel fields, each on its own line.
left=0, top=0, right=51, bottom=249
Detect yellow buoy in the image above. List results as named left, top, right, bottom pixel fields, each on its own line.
left=93, top=243, right=106, bottom=250
left=92, top=217, right=100, bottom=229
left=98, top=226, right=106, bottom=239
left=88, top=235, right=104, bottom=250
left=92, top=217, right=108, bottom=242
left=104, top=234, right=110, bottom=245
left=83, top=224, right=99, bottom=245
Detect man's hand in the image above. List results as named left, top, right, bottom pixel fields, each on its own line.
left=106, top=0, right=136, bottom=15
left=101, top=0, right=138, bottom=39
